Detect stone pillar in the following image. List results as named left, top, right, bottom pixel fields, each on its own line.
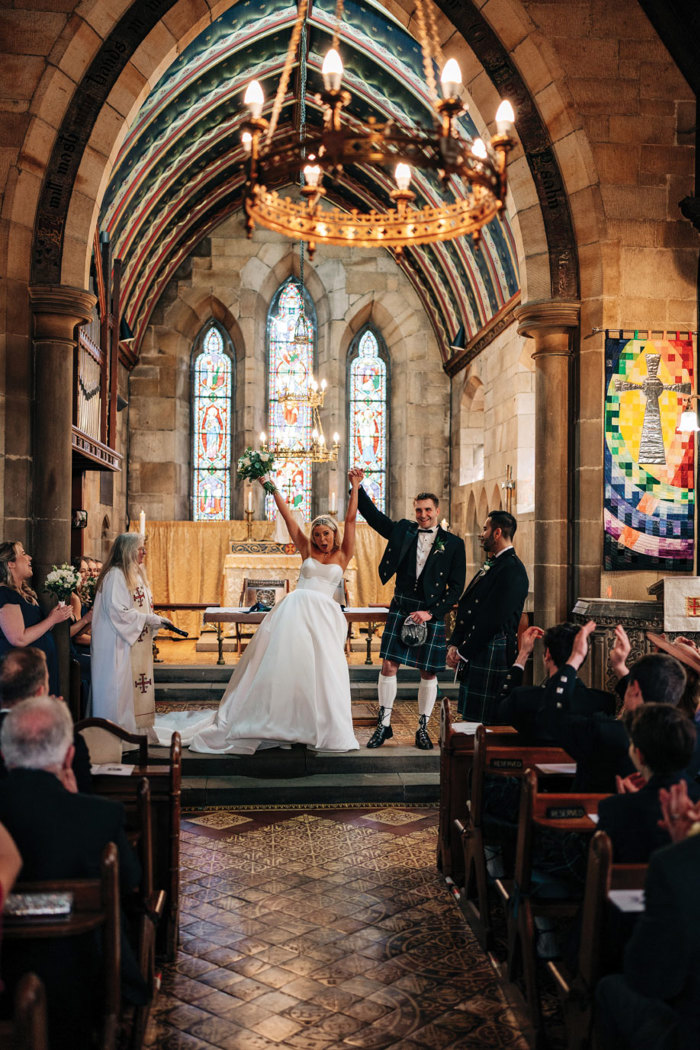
left=514, top=300, right=580, bottom=632
left=29, top=285, right=96, bottom=698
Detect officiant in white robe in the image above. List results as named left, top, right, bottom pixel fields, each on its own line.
left=91, top=533, right=168, bottom=734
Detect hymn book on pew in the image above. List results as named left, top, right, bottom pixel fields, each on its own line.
left=5, top=893, right=73, bottom=917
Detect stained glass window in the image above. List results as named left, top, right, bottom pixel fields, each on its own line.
left=266, top=280, right=314, bottom=520
left=349, top=328, right=388, bottom=512
left=192, top=325, right=232, bottom=521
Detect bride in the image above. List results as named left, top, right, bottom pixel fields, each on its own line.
left=187, top=469, right=363, bottom=755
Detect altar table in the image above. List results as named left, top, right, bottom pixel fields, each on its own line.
left=203, top=605, right=389, bottom=666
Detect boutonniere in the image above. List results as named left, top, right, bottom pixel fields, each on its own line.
left=481, top=558, right=495, bottom=572
left=433, top=537, right=446, bottom=554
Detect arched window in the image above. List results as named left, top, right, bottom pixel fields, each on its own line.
left=192, top=324, right=233, bottom=521
left=348, top=327, right=388, bottom=512
left=266, top=279, right=315, bottom=520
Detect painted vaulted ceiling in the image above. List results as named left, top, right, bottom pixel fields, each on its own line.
left=99, top=0, right=520, bottom=358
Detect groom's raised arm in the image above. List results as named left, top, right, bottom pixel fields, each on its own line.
left=357, top=485, right=394, bottom=539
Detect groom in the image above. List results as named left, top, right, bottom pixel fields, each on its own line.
left=358, top=486, right=466, bottom=749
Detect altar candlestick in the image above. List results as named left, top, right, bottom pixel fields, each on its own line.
left=247, top=490, right=253, bottom=512
left=139, top=509, right=146, bottom=536
left=330, top=491, right=337, bottom=514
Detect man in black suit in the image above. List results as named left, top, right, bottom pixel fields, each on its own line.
left=358, top=486, right=466, bottom=749
left=0, top=696, right=145, bottom=1047
left=0, top=646, right=91, bottom=791
left=596, top=780, right=700, bottom=1050
left=548, top=621, right=687, bottom=792
left=496, top=621, right=615, bottom=741
left=447, top=509, right=529, bottom=722
left=597, top=703, right=699, bottom=863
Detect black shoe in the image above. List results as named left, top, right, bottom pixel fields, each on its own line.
left=367, top=714, right=393, bottom=749
left=415, top=715, right=433, bottom=750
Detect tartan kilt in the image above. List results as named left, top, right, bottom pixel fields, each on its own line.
left=380, top=595, right=447, bottom=673
left=457, top=633, right=510, bottom=724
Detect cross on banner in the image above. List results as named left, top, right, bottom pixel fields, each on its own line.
left=685, top=597, right=700, bottom=617
left=133, top=587, right=146, bottom=607
left=615, top=353, right=690, bottom=465
left=134, top=673, right=152, bottom=694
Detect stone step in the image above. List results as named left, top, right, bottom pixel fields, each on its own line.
left=153, top=664, right=457, bottom=684
left=182, top=772, right=439, bottom=806
left=155, top=682, right=459, bottom=703
left=177, top=743, right=439, bottom=779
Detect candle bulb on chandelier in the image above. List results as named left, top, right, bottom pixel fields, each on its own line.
left=244, top=80, right=264, bottom=119
left=495, top=99, right=515, bottom=136
left=472, top=138, right=488, bottom=159
left=440, top=58, right=462, bottom=99
left=241, top=131, right=252, bottom=155
left=322, top=48, right=343, bottom=91
left=395, top=163, right=412, bottom=191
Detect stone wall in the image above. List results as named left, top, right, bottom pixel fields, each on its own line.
left=450, top=321, right=536, bottom=599
left=127, top=218, right=450, bottom=523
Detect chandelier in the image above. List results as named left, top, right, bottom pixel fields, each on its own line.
left=240, top=0, right=515, bottom=257
left=260, top=376, right=341, bottom=464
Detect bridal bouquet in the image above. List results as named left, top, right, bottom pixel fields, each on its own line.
left=237, top=447, right=276, bottom=493
left=44, top=563, right=81, bottom=604
left=82, top=572, right=97, bottom=606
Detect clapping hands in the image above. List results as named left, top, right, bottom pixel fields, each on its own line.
left=658, top=780, right=700, bottom=843
left=609, top=624, right=631, bottom=679
left=568, top=620, right=596, bottom=670
left=516, top=625, right=544, bottom=665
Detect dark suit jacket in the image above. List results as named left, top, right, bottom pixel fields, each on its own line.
left=0, top=708, right=92, bottom=792
left=448, top=547, right=529, bottom=662
left=598, top=771, right=700, bottom=864
left=545, top=664, right=635, bottom=792
left=0, top=768, right=144, bottom=1044
left=496, top=666, right=615, bottom=743
left=622, top=833, right=700, bottom=1047
left=357, top=486, right=466, bottom=618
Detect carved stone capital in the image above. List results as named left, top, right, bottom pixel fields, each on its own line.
left=515, top=299, right=580, bottom=356
left=29, top=285, right=96, bottom=344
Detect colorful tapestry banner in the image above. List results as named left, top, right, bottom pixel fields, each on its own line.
left=604, top=333, right=695, bottom=572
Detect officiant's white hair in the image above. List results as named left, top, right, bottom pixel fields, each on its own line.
left=310, top=515, right=340, bottom=550
left=96, top=532, right=149, bottom=594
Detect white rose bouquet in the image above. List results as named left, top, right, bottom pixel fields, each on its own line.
left=237, top=447, right=276, bottom=493
left=44, top=563, right=81, bottom=605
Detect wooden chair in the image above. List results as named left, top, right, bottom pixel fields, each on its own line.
left=547, top=831, right=647, bottom=1050
left=455, top=726, right=573, bottom=951
left=0, top=973, right=49, bottom=1050
left=77, top=719, right=182, bottom=962
left=2, top=843, right=121, bottom=1050
left=500, top=769, right=607, bottom=1034
left=235, top=577, right=289, bottom=652
left=437, top=698, right=517, bottom=884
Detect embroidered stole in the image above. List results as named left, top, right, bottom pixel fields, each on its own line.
left=130, top=579, right=155, bottom=728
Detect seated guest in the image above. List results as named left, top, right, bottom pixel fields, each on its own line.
left=0, top=697, right=146, bottom=1047
left=596, top=780, right=700, bottom=1050
left=0, top=647, right=91, bottom=791
left=598, top=703, right=699, bottom=863
left=0, top=541, right=72, bottom=695
left=496, top=622, right=614, bottom=741
left=548, top=621, right=686, bottom=792
left=0, top=820, right=21, bottom=990
left=644, top=633, right=700, bottom=780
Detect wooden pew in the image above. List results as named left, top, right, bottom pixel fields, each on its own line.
left=129, top=778, right=166, bottom=1050
left=2, top=843, right=120, bottom=1050
left=77, top=718, right=182, bottom=961
left=0, top=973, right=49, bottom=1050
left=547, top=830, right=647, bottom=1050
left=455, top=726, right=574, bottom=951
left=436, top=696, right=517, bottom=884
left=499, top=769, right=607, bottom=1033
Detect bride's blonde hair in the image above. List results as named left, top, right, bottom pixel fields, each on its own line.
left=310, top=515, right=340, bottom=551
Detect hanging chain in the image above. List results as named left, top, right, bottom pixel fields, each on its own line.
left=414, top=0, right=438, bottom=105
left=331, top=0, right=344, bottom=53
left=424, top=0, right=446, bottom=81
left=265, top=0, right=309, bottom=146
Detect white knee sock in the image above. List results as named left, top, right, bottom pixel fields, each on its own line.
left=378, top=674, right=397, bottom=725
left=418, top=677, right=437, bottom=720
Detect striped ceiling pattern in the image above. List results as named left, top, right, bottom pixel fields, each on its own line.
left=100, top=0, right=520, bottom=357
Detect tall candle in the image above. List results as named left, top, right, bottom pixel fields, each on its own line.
left=330, top=491, right=337, bottom=513
left=139, top=509, right=146, bottom=536
left=247, top=490, right=252, bottom=513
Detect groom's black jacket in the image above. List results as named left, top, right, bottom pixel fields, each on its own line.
left=448, top=547, right=528, bottom=662
left=358, top=487, right=466, bottom=618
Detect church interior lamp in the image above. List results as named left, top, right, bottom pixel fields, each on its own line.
left=240, top=0, right=515, bottom=257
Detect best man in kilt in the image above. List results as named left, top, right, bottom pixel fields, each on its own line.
left=447, top=510, right=528, bottom=723
left=358, top=486, right=466, bottom=749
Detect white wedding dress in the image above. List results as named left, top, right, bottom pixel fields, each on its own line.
left=164, top=558, right=358, bottom=755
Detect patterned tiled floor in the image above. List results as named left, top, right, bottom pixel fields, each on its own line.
left=146, top=806, right=529, bottom=1050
